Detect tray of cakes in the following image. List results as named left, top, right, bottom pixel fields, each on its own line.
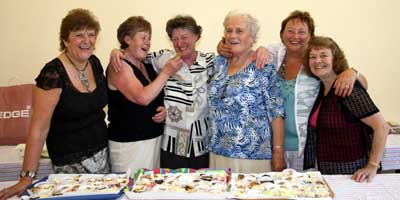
left=126, top=168, right=231, bottom=199
left=21, top=173, right=129, bottom=199
left=228, top=169, right=334, bottom=200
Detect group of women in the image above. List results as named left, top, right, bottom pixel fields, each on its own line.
left=0, top=8, right=389, bottom=200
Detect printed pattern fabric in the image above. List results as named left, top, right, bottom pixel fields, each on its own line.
left=53, top=147, right=110, bottom=174
left=148, top=50, right=214, bottom=158
left=208, top=56, right=284, bottom=160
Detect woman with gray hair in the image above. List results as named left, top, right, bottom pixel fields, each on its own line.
left=208, top=11, right=286, bottom=173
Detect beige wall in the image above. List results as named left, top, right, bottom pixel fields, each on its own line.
left=0, top=0, right=399, bottom=121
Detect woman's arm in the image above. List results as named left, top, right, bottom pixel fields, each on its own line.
left=334, top=68, right=368, bottom=96
left=271, top=116, right=286, bottom=171
left=351, top=112, right=389, bottom=183
left=0, top=87, right=61, bottom=199
left=107, top=57, right=182, bottom=106
left=217, top=37, right=269, bottom=68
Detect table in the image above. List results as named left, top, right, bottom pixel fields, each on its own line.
left=382, top=134, right=400, bottom=170
left=1, top=174, right=399, bottom=200
left=324, top=174, right=400, bottom=200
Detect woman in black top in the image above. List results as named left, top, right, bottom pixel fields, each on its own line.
left=107, top=16, right=181, bottom=173
left=0, top=9, right=110, bottom=199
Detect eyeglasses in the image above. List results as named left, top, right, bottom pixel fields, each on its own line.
left=219, top=79, right=230, bottom=99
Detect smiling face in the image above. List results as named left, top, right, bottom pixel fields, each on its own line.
left=63, top=28, right=96, bottom=62
left=124, top=31, right=151, bottom=61
left=171, top=28, right=198, bottom=59
left=282, top=19, right=311, bottom=54
left=224, top=15, right=254, bottom=56
left=308, top=47, right=337, bottom=79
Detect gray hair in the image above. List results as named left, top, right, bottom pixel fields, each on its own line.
left=223, top=10, right=260, bottom=44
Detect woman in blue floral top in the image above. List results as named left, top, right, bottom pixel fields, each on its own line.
left=208, top=11, right=285, bottom=173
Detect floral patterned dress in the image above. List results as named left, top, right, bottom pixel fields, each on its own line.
left=208, top=56, right=284, bottom=160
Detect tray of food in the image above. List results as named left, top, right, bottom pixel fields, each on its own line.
left=126, top=168, right=230, bottom=199
left=228, top=169, right=334, bottom=200
left=21, top=173, right=129, bottom=199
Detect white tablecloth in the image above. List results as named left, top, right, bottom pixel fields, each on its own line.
left=324, top=174, right=400, bottom=200
left=1, top=174, right=399, bottom=200
left=382, top=134, right=400, bottom=170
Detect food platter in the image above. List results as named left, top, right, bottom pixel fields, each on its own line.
left=228, top=169, right=334, bottom=199
left=22, top=173, right=129, bottom=199
left=126, top=168, right=334, bottom=200
left=126, top=168, right=230, bottom=199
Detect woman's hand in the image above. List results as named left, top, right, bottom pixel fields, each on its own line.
left=271, top=148, right=286, bottom=171
left=160, top=56, right=183, bottom=76
left=217, top=37, right=270, bottom=68
left=152, top=106, right=166, bottom=123
left=109, top=49, right=125, bottom=72
left=216, top=37, right=232, bottom=58
left=351, top=163, right=379, bottom=183
left=251, top=47, right=270, bottom=69
left=334, top=68, right=357, bottom=97
left=0, top=177, right=33, bottom=200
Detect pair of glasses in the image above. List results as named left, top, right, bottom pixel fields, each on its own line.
left=219, top=79, right=230, bottom=99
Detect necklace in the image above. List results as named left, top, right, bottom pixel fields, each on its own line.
left=65, top=52, right=90, bottom=92
left=280, top=55, right=287, bottom=78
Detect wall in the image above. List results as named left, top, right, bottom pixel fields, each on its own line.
left=0, top=0, right=399, bottom=121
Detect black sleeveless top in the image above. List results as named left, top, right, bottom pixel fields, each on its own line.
left=35, top=55, right=108, bottom=166
left=107, top=59, right=164, bottom=142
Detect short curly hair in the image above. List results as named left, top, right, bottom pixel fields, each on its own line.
left=117, top=16, right=152, bottom=49
left=304, top=36, right=349, bottom=76
left=223, top=10, right=260, bottom=44
left=166, top=15, right=202, bottom=40
left=59, top=8, right=100, bottom=51
left=280, top=10, right=315, bottom=42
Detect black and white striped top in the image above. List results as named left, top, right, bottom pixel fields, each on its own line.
left=148, top=49, right=214, bottom=158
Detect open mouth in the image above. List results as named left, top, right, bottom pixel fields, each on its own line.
left=314, top=65, right=325, bottom=69
left=288, top=40, right=301, bottom=45
left=79, top=45, right=91, bottom=51
left=228, top=40, right=240, bottom=46
left=141, top=47, right=148, bottom=52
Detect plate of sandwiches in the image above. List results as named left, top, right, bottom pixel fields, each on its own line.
left=22, top=173, right=129, bottom=199
left=228, top=169, right=334, bottom=200
left=126, top=168, right=230, bottom=199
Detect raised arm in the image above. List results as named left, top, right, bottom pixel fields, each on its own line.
left=109, top=48, right=125, bottom=72
left=217, top=37, right=269, bottom=68
left=107, top=57, right=182, bottom=106
left=334, top=68, right=368, bottom=96
left=0, top=87, right=61, bottom=199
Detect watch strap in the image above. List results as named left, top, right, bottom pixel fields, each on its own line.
left=20, top=170, right=37, bottom=179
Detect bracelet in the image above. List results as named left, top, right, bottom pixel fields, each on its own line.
left=368, top=160, right=380, bottom=168
left=273, top=145, right=283, bottom=149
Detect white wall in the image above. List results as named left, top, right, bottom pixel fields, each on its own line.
left=0, top=0, right=399, bottom=121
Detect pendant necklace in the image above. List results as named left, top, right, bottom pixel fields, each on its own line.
left=65, top=52, right=90, bottom=92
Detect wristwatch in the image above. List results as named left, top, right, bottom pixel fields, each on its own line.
left=20, top=170, right=37, bottom=179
